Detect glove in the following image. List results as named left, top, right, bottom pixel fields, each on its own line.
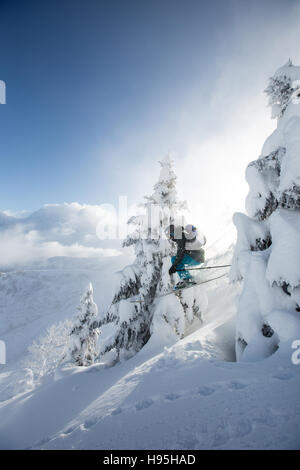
left=169, top=265, right=177, bottom=275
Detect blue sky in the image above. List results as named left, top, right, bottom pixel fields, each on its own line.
left=0, top=0, right=300, bottom=224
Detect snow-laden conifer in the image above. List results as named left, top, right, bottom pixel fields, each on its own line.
left=231, top=61, right=300, bottom=361
left=99, top=156, right=206, bottom=363
left=67, top=283, right=100, bottom=366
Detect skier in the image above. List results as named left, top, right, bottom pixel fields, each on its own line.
left=167, top=224, right=206, bottom=289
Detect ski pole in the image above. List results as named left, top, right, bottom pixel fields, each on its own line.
left=176, top=264, right=231, bottom=271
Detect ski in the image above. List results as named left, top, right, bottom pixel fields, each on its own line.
left=128, top=272, right=228, bottom=302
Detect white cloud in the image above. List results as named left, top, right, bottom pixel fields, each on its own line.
left=0, top=203, right=123, bottom=268
left=0, top=225, right=121, bottom=267
left=2, top=209, right=31, bottom=219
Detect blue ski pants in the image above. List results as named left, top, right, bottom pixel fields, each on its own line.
left=171, top=255, right=201, bottom=280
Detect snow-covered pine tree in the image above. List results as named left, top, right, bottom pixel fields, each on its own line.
left=231, top=60, right=300, bottom=361
left=67, top=283, right=100, bottom=366
left=99, top=156, right=206, bottom=363
left=265, top=59, right=295, bottom=119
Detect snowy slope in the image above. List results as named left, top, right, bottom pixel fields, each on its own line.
left=34, top=341, right=300, bottom=450
left=0, top=201, right=132, bottom=399
left=0, top=254, right=133, bottom=402
left=0, top=204, right=299, bottom=450
left=0, top=244, right=299, bottom=450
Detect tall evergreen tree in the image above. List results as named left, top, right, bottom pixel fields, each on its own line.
left=67, top=283, right=100, bottom=366
left=99, top=156, right=206, bottom=363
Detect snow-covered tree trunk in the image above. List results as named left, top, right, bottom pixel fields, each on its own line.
left=231, top=60, right=300, bottom=361
left=98, top=156, right=206, bottom=363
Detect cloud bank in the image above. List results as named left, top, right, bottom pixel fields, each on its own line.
left=0, top=203, right=123, bottom=268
